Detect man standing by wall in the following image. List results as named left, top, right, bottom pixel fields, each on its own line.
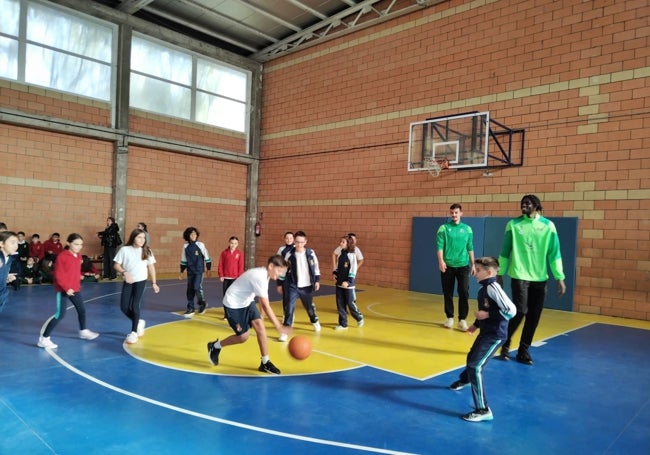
left=436, top=203, right=475, bottom=331
left=497, top=194, right=566, bottom=365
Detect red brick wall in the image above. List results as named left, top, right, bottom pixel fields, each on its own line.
left=258, top=0, right=650, bottom=319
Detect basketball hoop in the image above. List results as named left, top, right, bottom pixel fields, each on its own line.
left=423, top=157, right=449, bottom=177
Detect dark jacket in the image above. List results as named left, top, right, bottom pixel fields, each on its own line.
left=99, top=223, right=121, bottom=248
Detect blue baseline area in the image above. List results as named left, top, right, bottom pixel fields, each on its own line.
left=410, top=216, right=577, bottom=311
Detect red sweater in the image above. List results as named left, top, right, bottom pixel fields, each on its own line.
left=44, top=239, right=64, bottom=257
left=53, top=250, right=82, bottom=293
left=29, top=241, right=45, bottom=261
left=218, top=248, right=244, bottom=279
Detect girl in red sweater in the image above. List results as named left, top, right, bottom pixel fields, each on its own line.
left=217, top=236, right=244, bottom=318
left=37, top=233, right=99, bottom=349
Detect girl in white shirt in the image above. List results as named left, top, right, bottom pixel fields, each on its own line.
left=113, top=229, right=159, bottom=344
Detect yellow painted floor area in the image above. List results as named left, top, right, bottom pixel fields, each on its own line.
left=127, top=283, right=650, bottom=379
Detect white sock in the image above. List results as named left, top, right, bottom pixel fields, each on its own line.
left=215, top=340, right=222, bottom=349
left=261, top=355, right=269, bottom=364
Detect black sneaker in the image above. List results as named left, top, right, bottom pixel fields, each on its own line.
left=207, top=340, right=221, bottom=366
left=449, top=380, right=470, bottom=391
left=198, top=301, right=207, bottom=314
left=497, top=345, right=510, bottom=361
left=258, top=360, right=281, bottom=375
left=183, top=309, right=195, bottom=318
left=516, top=351, right=533, bottom=365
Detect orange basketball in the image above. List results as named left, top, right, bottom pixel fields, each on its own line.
left=288, top=335, right=312, bottom=360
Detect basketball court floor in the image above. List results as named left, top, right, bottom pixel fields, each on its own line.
left=1, top=278, right=648, bottom=454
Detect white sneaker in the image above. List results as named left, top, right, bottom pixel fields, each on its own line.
left=278, top=332, right=288, bottom=342
left=444, top=318, right=454, bottom=328
left=458, top=320, right=468, bottom=331
left=37, top=336, right=58, bottom=349
left=79, top=329, right=99, bottom=340
left=334, top=325, right=348, bottom=331
left=357, top=318, right=365, bottom=327
left=125, top=332, right=138, bottom=344
left=137, top=319, right=146, bottom=337
left=313, top=321, right=321, bottom=332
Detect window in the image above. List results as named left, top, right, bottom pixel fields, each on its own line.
left=0, top=0, right=115, bottom=101
left=130, top=34, right=250, bottom=133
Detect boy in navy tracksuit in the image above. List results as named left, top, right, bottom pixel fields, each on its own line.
left=333, top=235, right=364, bottom=330
left=449, top=256, right=517, bottom=422
left=179, top=227, right=212, bottom=317
left=276, top=231, right=321, bottom=341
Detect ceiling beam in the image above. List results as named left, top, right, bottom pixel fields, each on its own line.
left=116, top=0, right=155, bottom=15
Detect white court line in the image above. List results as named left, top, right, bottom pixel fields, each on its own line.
left=44, top=349, right=416, bottom=455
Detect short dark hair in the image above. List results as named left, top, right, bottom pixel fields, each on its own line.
left=475, top=256, right=499, bottom=271
left=450, top=203, right=462, bottom=210
left=268, top=254, right=288, bottom=268
left=294, top=230, right=307, bottom=238
left=521, top=194, right=543, bottom=212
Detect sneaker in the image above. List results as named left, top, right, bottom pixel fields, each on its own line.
left=79, top=329, right=99, bottom=340
left=458, top=320, right=468, bottom=331
left=278, top=332, right=288, bottom=342
left=198, top=301, right=207, bottom=314
left=259, top=360, right=281, bottom=375
left=334, top=325, right=348, bottom=331
left=312, top=321, right=321, bottom=332
left=449, top=380, right=470, bottom=391
left=444, top=317, right=454, bottom=328
left=37, top=336, right=58, bottom=349
left=207, top=340, right=221, bottom=366
left=461, top=407, right=493, bottom=422
left=137, top=319, right=146, bottom=337
left=516, top=350, right=534, bottom=365
left=357, top=318, right=364, bottom=327
left=183, top=309, right=195, bottom=318
left=125, top=332, right=138, bottom=344
left=497, top=345, right=511, bottom=361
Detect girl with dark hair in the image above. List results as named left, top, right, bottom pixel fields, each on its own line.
left=113, top=229, right=159, bottom=344
left=37, top=233, right=99, bottom=349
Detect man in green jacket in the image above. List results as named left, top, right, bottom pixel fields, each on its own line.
left=497, top=195, right=566, bottom=365
left=436, top=203, right=476, bottom=331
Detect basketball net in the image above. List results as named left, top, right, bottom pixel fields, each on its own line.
left=423, top=157, right=449, bottom=177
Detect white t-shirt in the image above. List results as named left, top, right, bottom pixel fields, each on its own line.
left=294, top=251, right=312, bottom=287
left=114, top=246, right=156, bottom=282
left=222, top=266, right=269, bottom=309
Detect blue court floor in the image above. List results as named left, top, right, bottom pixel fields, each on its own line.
left=1, top=278, right=648, bottom=454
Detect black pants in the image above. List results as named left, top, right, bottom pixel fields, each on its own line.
left=120, top=280, right=147, bottom=332
left=440, top=265, right=470, bottom=320
left=43, top=292, right=87, bottom=337
left=504, top=279, right=547, bottom=352
left=103, top=246, right=117, bottom=279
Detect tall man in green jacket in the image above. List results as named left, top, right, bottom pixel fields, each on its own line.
left=497, top=195, right=566, bottom=365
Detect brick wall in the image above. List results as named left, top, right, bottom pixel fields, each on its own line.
left=0, top=80, right=248, bottom=276
left=258, top=0, right=650, bottom=319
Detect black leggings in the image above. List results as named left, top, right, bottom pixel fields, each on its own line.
left=43, top=292, right=87, bottom=337
left=120, top=280, right=147, bottom=332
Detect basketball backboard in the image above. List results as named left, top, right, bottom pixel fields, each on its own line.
left=408, top=111, right=524, bottom=173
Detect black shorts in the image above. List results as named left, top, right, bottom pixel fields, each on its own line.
left=224, top=303, right=261, bottom=335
